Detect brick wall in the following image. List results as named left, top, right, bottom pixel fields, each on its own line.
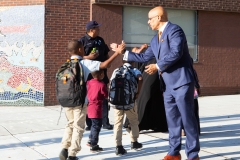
left=93, top=0, right=240, bottom=13
left=0, top=0, right=44, bottom=5
left=92, top=4, right=123, bottom=79
left=197, top=11, right=240, bottom=95
left=44, top=0, right=90, bottom=105
left=4, top=0, right=239, bottom=105
left=92, top=4, right=240, bottom=96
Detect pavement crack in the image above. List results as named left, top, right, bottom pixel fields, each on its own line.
left=0, top=124, right=50, bottom=159
left=199, top=149, right=236, bottom=160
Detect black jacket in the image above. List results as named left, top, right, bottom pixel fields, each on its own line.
left=79, top=33, right=110, bottom=84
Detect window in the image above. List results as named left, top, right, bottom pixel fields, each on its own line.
left=123, top=6, right=198, bottom=61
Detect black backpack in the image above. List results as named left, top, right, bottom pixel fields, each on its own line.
left=55, top=59, right=86, bottom=107
left=108, top=65, right=138, bottom=110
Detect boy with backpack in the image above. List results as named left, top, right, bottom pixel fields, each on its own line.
left=108, top=60, right=143, bottom=155
left=86, top=69, right=108, bottom=152
left=56, top=40, right=124, bottom=160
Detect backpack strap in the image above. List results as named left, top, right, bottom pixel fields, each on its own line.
left=113, top=66, right=124, bottom=78
left=123, top=65, right=137, bottom=79
left=123, top=65, right=138, bottom=92
left=72, top=59, right=86, bottom=108
left=70, top=58, right=85, bottom=85
left=78, top=59, right=85, bottom=85
left=56, top=61, right=70, bottom=78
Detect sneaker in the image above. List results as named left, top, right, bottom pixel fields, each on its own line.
left=67, top=156, right=78, bottom=160
left=102, top=125, right=113, bottom=130
left=115, top=145, right=127, bottom=155
left=59, top=148, right=68, bottom=160
left=85, top=126, right=91, bottom=131
left=90, top=145, right=103, bottom=152
left=131, top=141, right=142, bottom=150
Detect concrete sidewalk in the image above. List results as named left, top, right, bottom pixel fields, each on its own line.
left=0, top=95, right=240, bottom=160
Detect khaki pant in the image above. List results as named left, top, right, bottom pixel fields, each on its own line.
left=61, top=105, right=87, bottom=156
left=114, top=104, right=139, bottom=146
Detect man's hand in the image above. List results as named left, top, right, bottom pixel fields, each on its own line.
left=110, top=40, right=125, bottom=53
left=145, top=64, right=158, bottom=75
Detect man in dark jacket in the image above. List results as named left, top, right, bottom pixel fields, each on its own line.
left=79, top=20, right=113, bottom=130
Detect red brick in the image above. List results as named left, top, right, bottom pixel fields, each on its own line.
left=93, top=0, right=240, bottom=13
left=44, top=0, right=90, bottom=105
left=3, top=0, right=240, bottom=105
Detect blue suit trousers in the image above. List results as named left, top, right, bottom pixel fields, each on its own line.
left=163, top=82, right=200, bottom=159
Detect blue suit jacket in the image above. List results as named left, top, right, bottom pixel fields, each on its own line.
left=128, top=22, right=194, bottom=89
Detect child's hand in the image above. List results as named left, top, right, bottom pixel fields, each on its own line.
left=138, top=44, right=148, bottom=52
left=132, top=44, right=148, bottom=54
left=132, top=47, right=139, bottom=52
left=110, top=43, right=118, bottom=51
left=141, top=44, right=148, bottom=49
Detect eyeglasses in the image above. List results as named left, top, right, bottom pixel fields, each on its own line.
left=148, top=15, right=159, bottom=21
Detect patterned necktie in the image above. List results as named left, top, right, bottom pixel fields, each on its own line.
left=158, top=31, right=162, bottom=42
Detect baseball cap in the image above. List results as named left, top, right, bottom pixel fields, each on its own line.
left=86, top=20, right=101, bottom=30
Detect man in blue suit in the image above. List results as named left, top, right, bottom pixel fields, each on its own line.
left=111, top=6, right=200, bottom=160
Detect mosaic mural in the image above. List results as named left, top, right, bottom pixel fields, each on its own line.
left=0, top=5, right=44, bottom=106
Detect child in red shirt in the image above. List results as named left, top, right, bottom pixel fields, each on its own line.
left=87, top=69, right=108, bottom=152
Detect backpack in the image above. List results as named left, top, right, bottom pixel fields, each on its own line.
left=55, top=59, right=86, bottom=107
left=108, top=65, right=138, bottom=110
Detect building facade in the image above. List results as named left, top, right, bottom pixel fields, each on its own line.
left=0, top=0, right=240, bottom=106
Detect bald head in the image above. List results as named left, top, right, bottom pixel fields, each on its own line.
left=149, top=6, right=168, bottom=22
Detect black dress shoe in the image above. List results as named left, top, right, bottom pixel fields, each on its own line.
left=102, top=125, right=113, bottom=130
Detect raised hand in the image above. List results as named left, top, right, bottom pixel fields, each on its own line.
left=115, top=42, right=125, bottom=55
left=110, top=40, right=125, bottom=52
left=132, top=43, right=148, bottom=53
left=110, top=43, right=118, bottom=51
left=139, top=44, right=148, bottom=51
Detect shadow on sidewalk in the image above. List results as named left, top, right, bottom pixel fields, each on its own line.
left=200, top=114, right=240, bottom=123
left=0, top=130, right=114, bottom=149
left=39, top=139, right=168, bottom=160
